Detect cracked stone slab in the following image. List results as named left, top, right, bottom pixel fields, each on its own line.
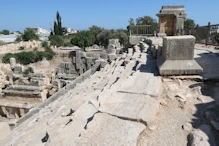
left=99, top=92, right=160, bottom=124
left=118, top=72, right=162, bottom=97
left=47, top=103, right=97, bottom=146
left=74, top=113, right=146, bottom=146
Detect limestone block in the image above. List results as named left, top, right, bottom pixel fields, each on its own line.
left=157, top=45, right=162, bottom=58
left=163, top=36, right=195, bottom=60
left=76, top=51, right=81, bottom=70
left=99, top=93, right=160, bottom=124
left=157, top=36, right=203, bottom=75
left=118, top=72, right=162, bottom=97
left=72, top=56, right=76, bottom=64
left=74, top=113, right=146, bottom=146
left=108, top=54, right=117, bottom=62
left=28, top=66, right=35, bottom=73
left=9, top=58, right=16, bottom=69
left=13, top=66, right=23, bottom=74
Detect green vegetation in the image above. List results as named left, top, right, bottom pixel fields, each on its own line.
left=2, top=43, right=56, bottom=65
left=184, top=19, right=196, bottom=29
left=22, top=29, right=39, bottom=41
left=71, top=30, right=95, bottom=49
left=49, top=35, right=64, bottom=47
left=53, top=11, right=63, bottom=36
left=15, top=29, right=39, bottom=42
left=19, top=46, right=24, bottom=50
left=0, top=30, right=10, bottom=35
left=135, top=16, right=158, bottom=26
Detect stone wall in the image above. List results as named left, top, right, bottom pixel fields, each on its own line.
left=0, top=40, right=42, bottom=53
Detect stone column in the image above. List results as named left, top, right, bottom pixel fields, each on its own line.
left=9, top=58, right=16, bottom=69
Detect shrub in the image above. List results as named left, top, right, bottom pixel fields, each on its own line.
left=22, top=29, right=39, bottom=41
left=49, top=35, right=64, bottom=47
left=15, top=36, right=22, bottom=42
left=19, top=46, right=24, bottom=50
left=70, top=30, right=95, bottom=49
left=2, top=46, right=56, bottom=65
left=41, top=41, right=49, bottom=48
left=1, top=30, right=10, bottom=35
left=23, top=68, right=30, bottom=75
left=64, top=42, right=73, bottom=47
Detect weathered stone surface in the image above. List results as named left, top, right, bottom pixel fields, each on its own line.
left=129, top=36, right=148, bottom=45
left=188, top=125, right=212, bottom=146
left=9, top=58, right=16, bottom=69
left=157, top=36, right=203, bottom=75
left=99, top=92, right=160, bottom=124
left=108, top=54, right=117, bottom=62
left=0, top=122, right=11, bottom=137
left=157, top=6, right=187, bottom=35
left=74, top=113, right=146, bottom=146
left=119, top=72, right=162, bottom=97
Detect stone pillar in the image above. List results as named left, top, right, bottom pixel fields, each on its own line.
left=75, top=51, right=81, bottom=70
left=157, top=35, right=203, bottom=75
left=9, top=58, right=16, bottom=69
left=206, top=22, right=211, bottom=45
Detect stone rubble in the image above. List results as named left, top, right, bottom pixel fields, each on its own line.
left=1, top=40, right=163, bottom=146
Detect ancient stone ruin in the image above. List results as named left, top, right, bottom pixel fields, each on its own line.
left=157, top=35, right=203, bottom=75
left=157, top=6, right=187, bottom=36
left=1, top=5, right=219, bottom=146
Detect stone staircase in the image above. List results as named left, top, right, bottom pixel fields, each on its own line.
left=1, top=42, right=163, bottom=146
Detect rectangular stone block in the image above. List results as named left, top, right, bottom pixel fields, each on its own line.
left=163, top=35, right=195, bottom=60
left=157, top=35, right=203, bottom=75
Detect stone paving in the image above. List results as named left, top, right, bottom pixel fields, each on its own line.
left=1, top=42, right=162, bottom=146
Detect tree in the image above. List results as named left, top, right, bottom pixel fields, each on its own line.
left=96, top=30, right=113, bottom=47
left=128, top=18, right=135, bottom=25
left=71, top=30, right=95, bottom=49
left=53, top=11, right=63, bottom=35
left=111, top=29, right=128, bottom=46
left=1, top=30, right=10, bottom=35
left=89, top=25, right=104, bottom=44
left=21, top=28, right=39, bottom=41
left=49, top=35, right=64, bottom=47
left=184, top=19, right=195, bottom=29
left=136, top=16, right=157, bottom=26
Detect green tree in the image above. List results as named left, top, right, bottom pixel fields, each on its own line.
left=128, top=18, right=135, bottom=25
left=96, top=30, right=113, bottom=47
left=111, top=29, right=128, bottom=46
left=136, top=16, right=157, bottom=25
left=21, top=28, right=39, bottom=41
left=49, top=35, right=64, bottom=47
left=71, top=30, right=95, bottom=49
left=1, top=30, right=10, bottom=35
left=89, top=25, right=104, bottom=44
left=53, top=11, right=63, bottom=35
left=184, top=19, right=195, bottom=29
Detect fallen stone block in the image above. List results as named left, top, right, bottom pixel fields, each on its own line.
left=108, top=54, right=117, bottom=62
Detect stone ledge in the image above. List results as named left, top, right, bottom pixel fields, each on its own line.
left=157, top=56, right=203, bottom=75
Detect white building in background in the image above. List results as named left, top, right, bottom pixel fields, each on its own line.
left=64, top=27, right=78, bottom=35
left=26, top=27, right=50, bottom=35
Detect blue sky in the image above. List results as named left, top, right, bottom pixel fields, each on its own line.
left=0, top=0, right=218, bottom=32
